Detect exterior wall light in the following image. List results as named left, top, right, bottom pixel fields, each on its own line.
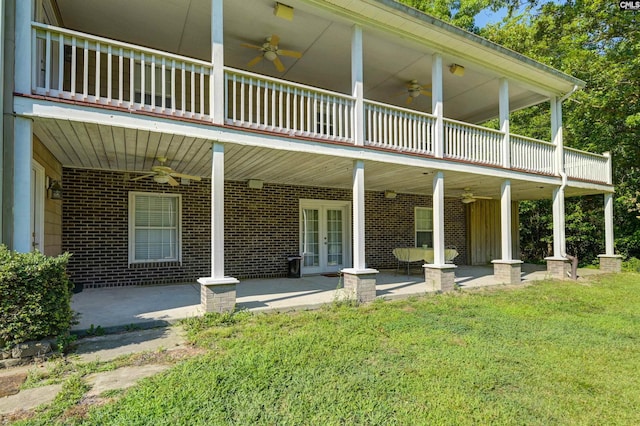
left=248, top=179, right=264, bottom=189
left=384, top=190, right=397, bottom=199
left=48, top=179, right=63, bottom=200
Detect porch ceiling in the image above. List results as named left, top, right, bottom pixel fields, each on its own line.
left=34, top=117, right=600, bottom=201
left=53, top=0, right=571, bottom=124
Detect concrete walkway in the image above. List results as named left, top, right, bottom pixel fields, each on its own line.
left=0, top=326, right=190, bottom=418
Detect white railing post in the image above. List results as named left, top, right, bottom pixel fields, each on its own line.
left=604, top=151, right=612, bottom=185
left=432, top=53, right=444, bottom=158
left=352, top=24, right=364, bottom=146
left=499, top=78, right=510, bottom=168
left=211, top=0, right=224, bottom=124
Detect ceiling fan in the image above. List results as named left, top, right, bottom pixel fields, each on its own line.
left=458, top=188, right=492, bottom=204
left=130, top=157, right=202, bottom=187
left=405, top=80, right=431, bottom=105
left=241, top=35, right=302, bottom=72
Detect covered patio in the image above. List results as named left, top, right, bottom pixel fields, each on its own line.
left=70, top=264, right=584, bottom=332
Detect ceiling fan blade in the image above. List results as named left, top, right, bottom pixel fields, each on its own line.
left=247, top=55, right=263, bottom=68
left=130, top=173, right=155, bottom=181
left=273, top=56, right=285, bottom=72
left=474, top=196, right=492, bottom=200
left=167, top=176, right=179, bottom=187
left=406, top=96, right=413, bottom=105
left=277, top=49, right=302, bottom=59
left=269, top=34, right=280, bottom=47
left=170, top=172, right=202, bottom=181
left=420, top=90, right=432, bottom=97
left=240, top=43, right=263, bottom=50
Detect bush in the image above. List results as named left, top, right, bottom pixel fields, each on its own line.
left=0, top=245, right=74, bottom=348
left=622, top=257, right=640, bottom=272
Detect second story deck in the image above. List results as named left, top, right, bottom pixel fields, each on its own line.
left=21, top=0, right=612, bottom=190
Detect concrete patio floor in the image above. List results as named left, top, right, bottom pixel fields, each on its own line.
left=70, top=264, right=598, bottom=332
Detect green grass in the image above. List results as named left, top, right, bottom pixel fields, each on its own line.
left=20, top=273, right=640, bottom=425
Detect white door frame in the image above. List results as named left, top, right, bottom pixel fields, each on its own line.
left=31, top=160, right=45, bottom=252
left=299, top=199, right=352, bottom=275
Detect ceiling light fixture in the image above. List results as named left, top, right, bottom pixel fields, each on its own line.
left=274, top=2, right=294, bottom=21
left=449, top=64, right=465, bottom=76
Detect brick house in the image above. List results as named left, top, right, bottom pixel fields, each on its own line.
left=1, top=0, right=620, bottom=312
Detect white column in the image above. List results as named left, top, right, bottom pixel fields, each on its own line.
left=604, top=193, right=614, bottom=255
left=352, top=159, right=365, bottom=270
left=551, top=186, right=565, bottom=258
left=432, top=171, right=445, bottom=265
left=550, top=96, right=566, bottom=258
left=13, top=117, right=33, bottom=252
left=432, top=54, right=444, bottom=158
left=211, top=0, right=224, bottom=125
left=15, top=0, right=33, bottom=94
left=211, top=142, right=225, bottom=278
left=500, top=180, right=512, bottom=260
left=499, top=78, right=510, bottom=169
left=351, top=25, right=364, bottom=146
left=0, top=0, right=5, bottom=238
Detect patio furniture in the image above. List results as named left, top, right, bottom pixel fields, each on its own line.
left=392, top=247, right=459, bottom=276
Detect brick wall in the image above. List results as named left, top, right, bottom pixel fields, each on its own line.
left=63, top=169, right=466, bottom=287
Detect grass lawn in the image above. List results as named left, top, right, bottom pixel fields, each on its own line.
left=19, top=273, right=640, bottom=425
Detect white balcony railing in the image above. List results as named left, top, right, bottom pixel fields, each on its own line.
left=564, top=147, right=611, bottom=183
left=225, top=68, right=354, bottom=142
left=32, top=23, right=212, bottom=120
left=444, top=119, right=503, bottom=166
left=364, top=101, right=435, bottom=154
left=30, top=24, right=612, bottom=185
left=511, top=134, right=555, bottom=175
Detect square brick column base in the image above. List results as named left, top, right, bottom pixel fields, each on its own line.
left=424, top=264, right=457, bottom=292
left=341, top=268, right=379, bottom=303
left=198, top=277, right=239, bottom=314
left=491, top=260, right=523, bottom=284
left=598, top=255, right=622, bottom=273
left=545, top=257, right=570, bottom=280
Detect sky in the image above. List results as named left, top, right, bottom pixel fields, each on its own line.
left=474, top=1, right=567, bottom=28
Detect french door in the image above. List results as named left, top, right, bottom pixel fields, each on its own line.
left=300, top=200, right=351, bottom=275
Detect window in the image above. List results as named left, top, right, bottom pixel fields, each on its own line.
left=415, top=207, right=433, bottom=248
left=129, top=192, right=181, bottom=264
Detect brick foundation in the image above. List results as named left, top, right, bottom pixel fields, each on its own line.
left=63, top=168, right=468, bottom=288
left=198, top=278, right=239, bottom=314
left=491, top=260, right=523, bottom=284
left=342, top=269, right=378, bottom=303
left=424, top=264, right=457, bottom=292
left=598, top=255, right=622, bottom=273
left=545, top=257, right=570, bottom=280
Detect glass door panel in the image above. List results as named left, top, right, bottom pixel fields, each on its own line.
left=302, top=208, right=320, bottom=269
left=326, top=209, right=343, bottom=268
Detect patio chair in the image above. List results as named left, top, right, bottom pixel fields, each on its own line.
left=392, top=248, right=424, bottom=277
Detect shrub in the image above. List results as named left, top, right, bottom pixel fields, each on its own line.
left=622, top=257, right=640, bottom=272
left=0, top=245, right=74, bottom=347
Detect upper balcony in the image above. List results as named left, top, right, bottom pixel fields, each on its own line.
left=24, top=0, right=611, bottom=188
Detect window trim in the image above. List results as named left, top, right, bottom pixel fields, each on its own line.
left=128, top=191, right=182, bottom=265
left=414, top=206, right=434, bottom=248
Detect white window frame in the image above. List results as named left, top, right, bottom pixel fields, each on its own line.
left=128, top=192, right=182, bottom=264
left=414, top=206, right=433, bottom=248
